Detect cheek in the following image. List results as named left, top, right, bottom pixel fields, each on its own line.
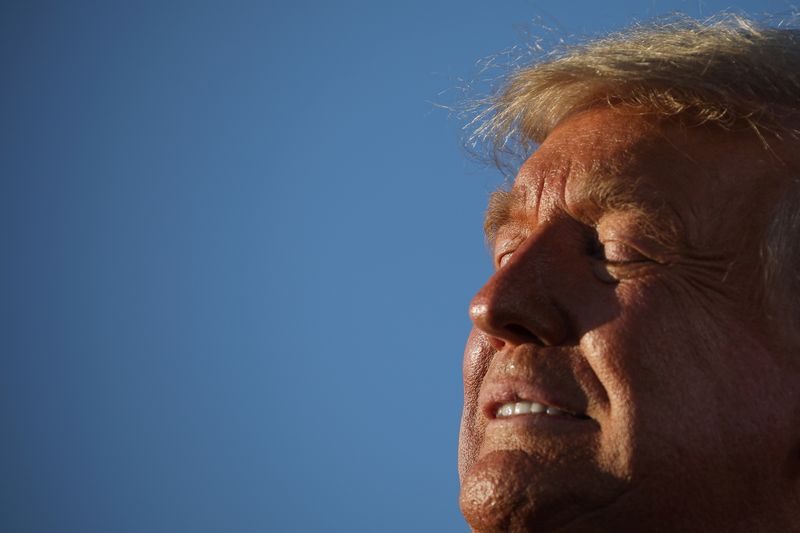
left=584, top=279, right=794, bottom=475
left=463, top=329, right=488, bottom=385
left=459, top=329, right=493, bottom=477
left=462, top=329, right=494, bottom=415
left=589, top=278, right=727, bottom=394
left=580, top=284, right=720, bottom=450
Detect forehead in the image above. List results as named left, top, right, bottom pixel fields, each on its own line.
left=507, top=108, right=783, bottom=239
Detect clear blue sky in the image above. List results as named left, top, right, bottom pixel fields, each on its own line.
left=1, top=1, right=791, bottom=532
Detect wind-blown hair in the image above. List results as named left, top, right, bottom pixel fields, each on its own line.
left=471, top=15, right=800, bottom=163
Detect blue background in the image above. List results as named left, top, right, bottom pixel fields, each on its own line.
left=2, top=1, right=790, bottom=532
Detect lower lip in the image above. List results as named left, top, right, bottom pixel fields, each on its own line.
left=489, top=412, right=597, bottom=432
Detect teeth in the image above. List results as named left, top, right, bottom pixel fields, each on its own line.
left=495, top=401, right=579, bottom=418
left=498, top=404, right=514, bottom=417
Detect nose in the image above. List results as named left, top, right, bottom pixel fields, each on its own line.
left=469, top=234, right=569, bottom=349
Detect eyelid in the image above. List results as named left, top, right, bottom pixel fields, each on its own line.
left=494, top=245, right=515, bottom=269
left=602, top=240, right=648, bottom=264
left=593, top=238, right=659, bottom=283
left=497, top=250, right=514, bottom=268
left=493, top=233, right=523, bottom=269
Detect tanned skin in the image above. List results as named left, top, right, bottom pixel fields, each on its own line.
left=459, top=108, right=800, bottom=532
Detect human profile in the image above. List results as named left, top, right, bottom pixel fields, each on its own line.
left=459, top=16, right=800, bottom=532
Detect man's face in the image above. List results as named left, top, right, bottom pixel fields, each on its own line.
left=459, top=108, right=800, bottom=532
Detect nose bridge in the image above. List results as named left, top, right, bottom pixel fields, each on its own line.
left=469, top=226, right=569, bottom=347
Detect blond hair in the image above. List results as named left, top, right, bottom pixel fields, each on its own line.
left=471, top=15, right=800, bottom=161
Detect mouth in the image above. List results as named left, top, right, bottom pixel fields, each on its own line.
left=494, top=400, right=590, bottom=420
left=480, top=378, right=594, bottom=423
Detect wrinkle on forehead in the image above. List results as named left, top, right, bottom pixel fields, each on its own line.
left=483, top=108, right=790, bottom=256
left=484, top=153, right=683, bottom=249
left=483, top=154, right=569, bottom=244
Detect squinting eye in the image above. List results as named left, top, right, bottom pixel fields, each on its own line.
left=601, top=241, right=647, bottom=264
left=497, top=250, right=514, bottom=268
left=592, top=239, right=650, bottom=283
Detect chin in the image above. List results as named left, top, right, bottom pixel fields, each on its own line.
left=459, top=449, right=628, bottom=533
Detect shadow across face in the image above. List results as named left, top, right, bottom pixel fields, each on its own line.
left=459, top=108, right=800, bottom=532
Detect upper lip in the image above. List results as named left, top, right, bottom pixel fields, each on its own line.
left=479, top=379, right=591, bottom=420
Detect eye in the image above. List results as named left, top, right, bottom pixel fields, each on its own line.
left=601, top=240, right=647, bottom=265
left=586, top=228, right=646, bottom=264
left=493, top=232, right=522, bottom=270
left=497, top=250, right=514, bottom=269
left=590, top=238, right=650, bottom=283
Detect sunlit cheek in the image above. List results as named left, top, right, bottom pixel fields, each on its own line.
left=579, top=319, right=644, bottom=479
left=460, top=329, right=495, bottom=477
left=579, top=327, right=616, bottom=366
left=463, top=328, right=491, bottom=386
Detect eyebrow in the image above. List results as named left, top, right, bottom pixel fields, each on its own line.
left=483, top=187, right=524, bottom=244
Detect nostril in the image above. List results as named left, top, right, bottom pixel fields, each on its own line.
left=505, top=323, right=537, bottom=342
